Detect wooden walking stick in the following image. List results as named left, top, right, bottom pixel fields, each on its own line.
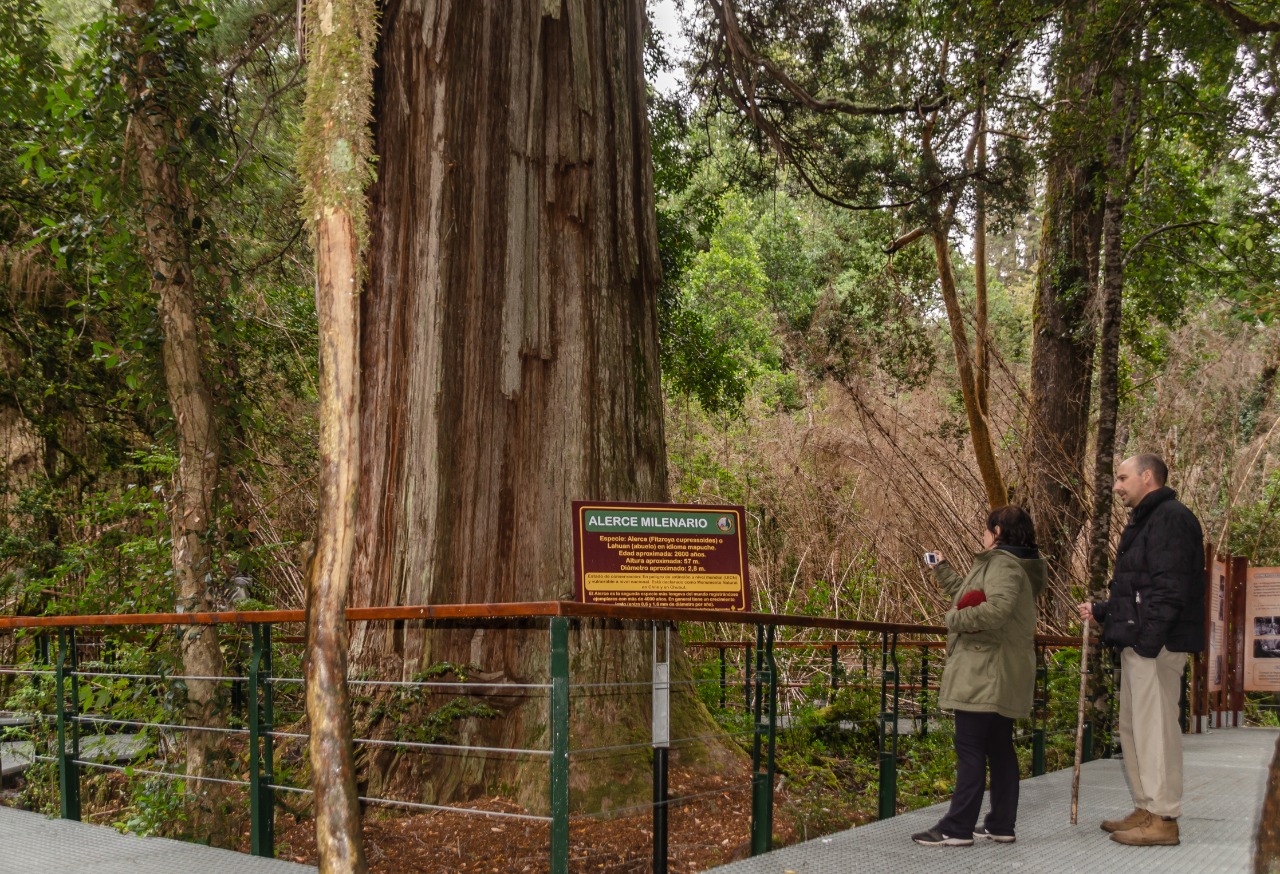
left=1071, top=613, right=1091, bottom=825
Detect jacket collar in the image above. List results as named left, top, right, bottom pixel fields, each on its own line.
left=1118, top=487, right=1177, bottom=554
left=1130, top=486, right=1176, bottom=526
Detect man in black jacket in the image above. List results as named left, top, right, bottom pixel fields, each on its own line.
left=1077, top=453, right=1205, bottom=847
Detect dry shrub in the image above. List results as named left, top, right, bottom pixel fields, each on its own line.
left=1121, top=306, right=1280, bottom=560
left=668, top=305, right=1280, bottom=634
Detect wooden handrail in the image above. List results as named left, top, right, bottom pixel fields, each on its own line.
left=0, top=601, right=938, bottom=633
left=686, top=634, right=1083, bottom=649
left=0, top=601, right=1084, bottom=646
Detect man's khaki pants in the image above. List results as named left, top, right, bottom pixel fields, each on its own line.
left=1118, top=646, right=1186, bottom=818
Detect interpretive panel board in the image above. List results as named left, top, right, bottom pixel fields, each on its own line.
left=571, top=501, right=750, bottom=610
left=1244, top=566, right=1280, bottom=692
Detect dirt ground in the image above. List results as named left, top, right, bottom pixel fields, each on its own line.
left=269, top=768, right=797, bottom=873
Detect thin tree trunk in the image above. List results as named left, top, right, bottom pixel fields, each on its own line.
left=348, top=0, right=737, bottom=809
left=304, top=208, right=367, bottom=874
left=1086, top=189, right=1126, bottom=590
left=1086, top=63, right=1140, bottom=592
left=1025, top=0, right=1106, bottom=580
left=974, top=88, right=990, bottom=419
left=297, top=0, right=377, bottom=867
left=118, top=0, right=230, bottom=842
left=932, top=228, right=1009, bottom=509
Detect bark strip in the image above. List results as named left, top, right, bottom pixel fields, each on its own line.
left=305, top=208, right=366, bottom=873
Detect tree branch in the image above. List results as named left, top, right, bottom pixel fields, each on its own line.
left=713, top=0, right=948, bottom=119
left=1200, top=0, right=1280, bottom=34
left=1123, top=220, right=1216, bottom=265
left=884, top=226, right=928, bottom=254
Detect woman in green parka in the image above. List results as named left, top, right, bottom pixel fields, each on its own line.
left=911, top=505, right=1047, bottom=848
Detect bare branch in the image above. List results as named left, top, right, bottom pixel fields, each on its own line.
left=884, top=226, right=928, bottom=254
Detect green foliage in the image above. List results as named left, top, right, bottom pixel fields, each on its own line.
left=1228, top=467, right=1280, bottom=565
left=1243, top=693, right=1280, bottom=728
left=0, top=0, right=317, bottom=623
left=115, top=774, right=189, bottom=837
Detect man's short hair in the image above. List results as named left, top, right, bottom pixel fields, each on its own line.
left=1133, top=453, right=1168, bottom=486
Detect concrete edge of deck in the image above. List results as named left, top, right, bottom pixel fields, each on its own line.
left=0, top=803, right=317, bottom=873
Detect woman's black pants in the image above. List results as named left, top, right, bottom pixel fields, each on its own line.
left=934, top=709, right=1019, bottom=838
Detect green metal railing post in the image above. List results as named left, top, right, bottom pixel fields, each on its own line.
left=1032, top=646, right=1047, bottom=777
left=765, top=628, right=777, bottom=844
left=878, top=631, right=899, bottom=820
left=749, top=624, right=776, bottom=855
left=1082, top=720, right=1094, bottom=764
left=56, top=628, right=81, bottom=821
left=249, top=623, right=276, bottom=857
left=549, top=617, right=570, bottom=874
left=744, top=644, right=752, bottom=712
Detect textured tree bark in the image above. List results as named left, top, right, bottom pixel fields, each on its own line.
left=297, top=0, right=377, bottom=866
left=348, top=0, right=733, bottom=809
left=304, top=210, right=367, bottom=874
left=1086, top=64, right=1139, bottom=592
left=974, top=90, right=991, bottom=420
left=118, top=0, right=230, bottom=842
left=1025, top=2, right=1105, bottom=581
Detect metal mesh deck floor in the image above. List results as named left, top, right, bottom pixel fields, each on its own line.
left=0, top=805, right=316, bottom=874
left=710, top=727, right=1278, bottom=874
left=0, top=729, right=1272, bottom=873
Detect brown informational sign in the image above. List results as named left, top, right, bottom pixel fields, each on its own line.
left=1244, top=566, right=1280, bottom=692
left=1208, top=558, right=1227, bottom=691
left=571, top=501, right=750, bottom=610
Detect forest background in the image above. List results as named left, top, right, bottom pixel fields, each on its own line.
left=1, top=0, right=1280, bottom=856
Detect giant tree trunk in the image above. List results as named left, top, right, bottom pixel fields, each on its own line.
left=1025, top=1, right=1105, bottom=594
left=118, top=0, right=230, bottom=842
left=348, top=0, right=730, bottom=811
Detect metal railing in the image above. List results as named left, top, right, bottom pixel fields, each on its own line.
left=0, top=603, right=1100, bottom=873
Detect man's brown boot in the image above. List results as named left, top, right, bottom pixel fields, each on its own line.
left=1110, top=815, right=1179, bottom=846
left=1100, top=808, right=1150, bottom=833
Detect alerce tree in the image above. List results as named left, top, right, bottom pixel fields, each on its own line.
left=345, top=0, right=730, bottom=808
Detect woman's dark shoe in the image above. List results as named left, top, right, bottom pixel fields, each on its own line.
left=911, top=828, right=974, bottom=847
